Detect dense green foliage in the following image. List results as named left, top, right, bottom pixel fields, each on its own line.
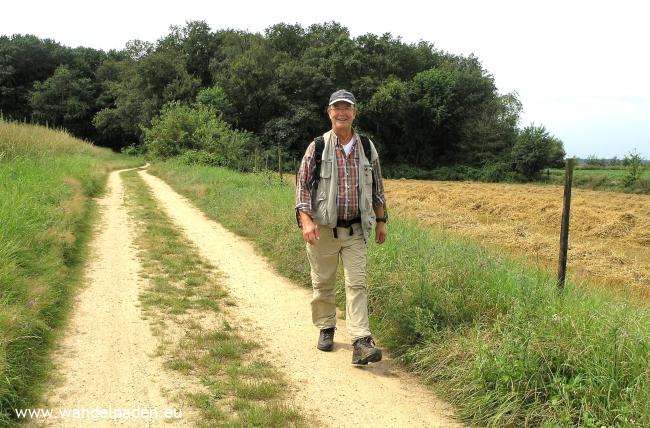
left=149, top=160, right=650, bottom=427
left=0, top=119, right=141, bottom=424
left=511, top=124, right=565, bottom=179
left=1, top=21, right=567, bottom=178
left=143, top=101, right=255, bottom=170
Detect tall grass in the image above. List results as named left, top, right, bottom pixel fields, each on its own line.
left=0, top=119, right=142, bottom=425
left=149, top=160, right=650, bottom=427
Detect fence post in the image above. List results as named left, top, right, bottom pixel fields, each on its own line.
left=278, top=145, right=283, bottom=181
left=557, top=158, right=575, bottom=290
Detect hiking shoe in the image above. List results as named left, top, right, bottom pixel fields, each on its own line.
left=317, top=327, right=336, bottom=352
left=352, top=336, right=382, bottom=365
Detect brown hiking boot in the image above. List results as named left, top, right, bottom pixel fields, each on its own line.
left=317, top=327, right=335, bottom=352
left=352, top=336, right=382, bottom=365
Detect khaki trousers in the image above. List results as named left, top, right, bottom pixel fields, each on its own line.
left=306, top=223, right=371, bottom=342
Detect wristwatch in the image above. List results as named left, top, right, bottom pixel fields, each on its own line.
left=376, top=215, right=388, bottom=223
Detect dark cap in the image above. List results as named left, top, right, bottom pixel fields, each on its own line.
left=328, top=89, right=356, bottom=105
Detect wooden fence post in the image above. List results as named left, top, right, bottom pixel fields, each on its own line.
left=557, top=158, right=576, bottom=290
left=278, top=145, right=283, bottom=181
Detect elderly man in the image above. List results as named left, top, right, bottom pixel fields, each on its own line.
left=295, top=89, right=388, bottom=365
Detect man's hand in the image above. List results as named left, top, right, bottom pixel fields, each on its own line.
left=300, top=212, right=320, bottom=245
left=375, top=222, right=387, bottom=244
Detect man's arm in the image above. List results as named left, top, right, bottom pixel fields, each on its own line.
left=295, top=142, right=320, bottom=245
left=371, top=152, right=387, bottom=245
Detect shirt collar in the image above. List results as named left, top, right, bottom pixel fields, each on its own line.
left=333, top=130, right=358, bottom=150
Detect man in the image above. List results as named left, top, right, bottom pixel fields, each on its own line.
left=295, top=89, right=388, bottom=365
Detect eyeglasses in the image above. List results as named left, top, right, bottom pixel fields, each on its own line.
left=330, top=105, right=355, bottom=113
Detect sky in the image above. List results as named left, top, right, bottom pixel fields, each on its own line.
left=2, top=0, right=649, bottom=158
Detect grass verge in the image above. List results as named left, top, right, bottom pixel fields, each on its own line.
left=148, top=160, right=650, bottom=427
left=120, top=169, right=308, bottom=427
left=0, top=119, right=142, bottom=425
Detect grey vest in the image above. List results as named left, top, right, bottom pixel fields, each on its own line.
left=311, top=130, right=378, bottom=241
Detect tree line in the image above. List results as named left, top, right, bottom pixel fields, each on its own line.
left=0, top=21, right=565, bottom=180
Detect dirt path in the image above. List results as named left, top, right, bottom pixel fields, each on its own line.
left=139, top=169, right=461, bottom=428
left=34, top=168, right=189, bottom=427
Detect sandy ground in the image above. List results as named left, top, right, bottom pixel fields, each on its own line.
left=139, top=169, right=461, bottom=428
left=32, top=168, right=191, bottom=427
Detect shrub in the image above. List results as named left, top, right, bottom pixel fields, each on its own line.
left=623, top=150, right=644, bottom=187
left=479, top=161, right=515, bottom=182
left=143, top=101, right=254, bottom=170
left=511, top=124, right=565, bottom=180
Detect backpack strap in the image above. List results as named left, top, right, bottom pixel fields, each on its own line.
left=310, top=136, right=326, bottom=190
left=295, top=135, right=325, bottom=228
left=359, top=134, right=372, bottom=163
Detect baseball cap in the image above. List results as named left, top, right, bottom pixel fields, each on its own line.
left=328, top=89, right=356, bottom=105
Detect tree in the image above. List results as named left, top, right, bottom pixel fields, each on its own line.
left=623, top=149, right=644, bottom=187
left=93, top=48, right=200, bottom=149
left=30, top=65, right=95, bottom=136
left=213, top=37, right=283, bottom=133
left=0, top=35, right=70, bottom=120
left=511, top=124, right=565, bottom=180
left=158, top=21, right=221, bottom=86
left=195, top=85, right=235, bottom=123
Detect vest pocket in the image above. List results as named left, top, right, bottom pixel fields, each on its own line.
left=312, top=161, right=331, bottom=224
left=320, top=160, right=332, bottom=178
left=362, top=165, right=373, bottom=193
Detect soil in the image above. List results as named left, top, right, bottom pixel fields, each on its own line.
left=33, top=168, right=192, bottom=427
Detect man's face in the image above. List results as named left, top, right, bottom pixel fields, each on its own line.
left=328, top=101, right=356, bottom=131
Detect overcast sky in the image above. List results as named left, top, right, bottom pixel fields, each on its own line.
left=3, top=0, right=649, bottom=158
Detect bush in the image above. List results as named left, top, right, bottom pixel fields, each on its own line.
left=478, top=161, right=516, bottom=182
left=623, top=150, right=644, bottom=187
left=178, top=149, right=224, bottom=166
left=143, top=101, right=255, bottom=170
left=511, top=124, right=565, bottom=180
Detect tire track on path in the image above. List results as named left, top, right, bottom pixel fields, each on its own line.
left=33, top=168, right=189, bottom=427
left=139, top=169, right=462, bottom=428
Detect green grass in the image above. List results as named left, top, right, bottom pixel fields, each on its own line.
left=120, top=169, right=308, bottom=427
left=148, top=160, right=650, bottom=427
left=544, top=167, right=650, bottom=193
left=0, top=119, right=142, bottom=425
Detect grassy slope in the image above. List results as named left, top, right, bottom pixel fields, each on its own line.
left=0, top=119, right=142, bottom=425
left=149, top=160, right=650, bottom=428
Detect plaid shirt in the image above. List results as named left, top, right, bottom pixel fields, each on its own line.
left=295, top=132, right=386, bottom=227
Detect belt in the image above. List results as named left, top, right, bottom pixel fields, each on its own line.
left=333, top=217, right=361, bottom=239
left=336, top=217, right=361, bottom=228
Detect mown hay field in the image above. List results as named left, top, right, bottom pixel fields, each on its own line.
left=385, top=179, right=650, bottom=297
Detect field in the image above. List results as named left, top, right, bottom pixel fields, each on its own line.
left=385, top=179, right=650, bottom=297
left=545, top=167, right=650, bottom=193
